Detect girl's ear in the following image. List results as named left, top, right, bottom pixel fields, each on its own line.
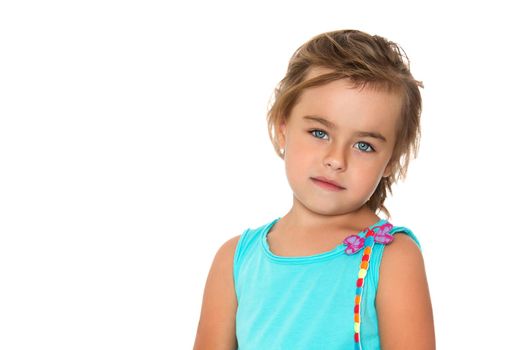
left=277, top=121, right=287, bottom=149
left=383, top=161, right=393, bottom=178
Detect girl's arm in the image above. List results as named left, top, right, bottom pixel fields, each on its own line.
left=193, top=236, right=240, bottom=350
left=376, top=234, right=436, bottom=349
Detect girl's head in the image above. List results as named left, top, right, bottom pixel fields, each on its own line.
left=267, top=29, right=423, bottom=218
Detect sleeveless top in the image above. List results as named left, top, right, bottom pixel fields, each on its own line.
left=233, top=216, right=422, bottom=350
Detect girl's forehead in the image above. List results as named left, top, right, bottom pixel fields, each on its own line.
left=291, top=74, right=403, bottom=142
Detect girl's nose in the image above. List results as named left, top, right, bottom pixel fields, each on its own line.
left=324, top=146, right=346, bottom=171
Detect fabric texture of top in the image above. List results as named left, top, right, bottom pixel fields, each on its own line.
left=233, top=216, right=422, bottom=350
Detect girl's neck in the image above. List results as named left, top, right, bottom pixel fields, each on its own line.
left=276, top=204, right=381, bottom=239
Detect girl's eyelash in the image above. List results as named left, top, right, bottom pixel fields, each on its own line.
left=307, top=129, right=375, bottom=152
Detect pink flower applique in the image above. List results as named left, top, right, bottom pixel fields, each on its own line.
left=343, top=235, right=365, bottom=254
left=343, top=222, right=395, bottom=255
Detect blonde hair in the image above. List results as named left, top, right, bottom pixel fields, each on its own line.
left=266, top=29, right=423, bottom=218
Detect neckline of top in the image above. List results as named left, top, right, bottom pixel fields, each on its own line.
left=261, top=216, right=389, bottom=264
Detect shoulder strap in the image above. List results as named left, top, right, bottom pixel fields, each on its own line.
left=350, top=222, right=393, bottom=348
left=348, top=222, right=422, bottom=349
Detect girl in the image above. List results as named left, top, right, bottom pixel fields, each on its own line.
left=194, top=29, right=435, bottom=350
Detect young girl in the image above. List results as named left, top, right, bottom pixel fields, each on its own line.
left=194, top=29, right=435, bottom=350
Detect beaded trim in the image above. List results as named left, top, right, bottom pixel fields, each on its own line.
left=342, top=222, right=395, bottom=349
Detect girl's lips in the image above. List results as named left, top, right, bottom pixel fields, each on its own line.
left=311, top=176, right=345, bottom=189
left=311, top=178, right=345, bottom=191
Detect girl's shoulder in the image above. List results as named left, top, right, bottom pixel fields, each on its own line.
left=232, top=219, right=279, bottom=300
left=375, top=224, right=435, bottom=348
left=388, top=224, right=422, bottom=251
left=367, top=220, right=423, bottom=293
left=234, top=218, right=279, bottom=257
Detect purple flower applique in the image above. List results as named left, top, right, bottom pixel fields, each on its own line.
left=343, top=222, right=395, bottom=255
left=343, top=235, right=365, bottom=254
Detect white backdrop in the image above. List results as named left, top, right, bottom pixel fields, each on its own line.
left=1, top=1, right=523, bottom=349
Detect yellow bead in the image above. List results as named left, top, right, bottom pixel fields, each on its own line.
left=354, top=322, right=360, bottom=333
left=358, top=268, right=367, bottom=278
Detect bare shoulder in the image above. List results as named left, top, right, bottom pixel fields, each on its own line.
left=193, top=235, right=241, bottom=350
left=376, top=233, right=436, bottom=350
left=215, top=234, right=242, bottom=262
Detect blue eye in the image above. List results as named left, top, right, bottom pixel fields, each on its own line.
left=309, top=129, right=328, bottom=140
left=309, top=129, right=375, bottom=153
left=355, top=142, right=374, bottom=153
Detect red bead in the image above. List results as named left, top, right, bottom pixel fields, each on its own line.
left=362, top=254, right=370, bottom=262
left=357, top=278, right=363, bottom=287
left=354, top=304, right=359, bottom=313
left=354, top=332, right=359, bottom=342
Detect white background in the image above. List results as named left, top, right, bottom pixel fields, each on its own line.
left=1, top=1, right=523, bottom=349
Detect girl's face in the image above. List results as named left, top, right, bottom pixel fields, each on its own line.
left=277, top=68, right=402, bottom=216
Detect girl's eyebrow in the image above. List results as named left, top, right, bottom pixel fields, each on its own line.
left=303, top=115, right=388, bottom=143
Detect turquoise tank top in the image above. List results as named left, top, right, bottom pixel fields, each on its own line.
left=233, top=216, right=422, bottom=350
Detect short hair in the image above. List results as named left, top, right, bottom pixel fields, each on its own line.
left=266, top=29, right=423, bottom=218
